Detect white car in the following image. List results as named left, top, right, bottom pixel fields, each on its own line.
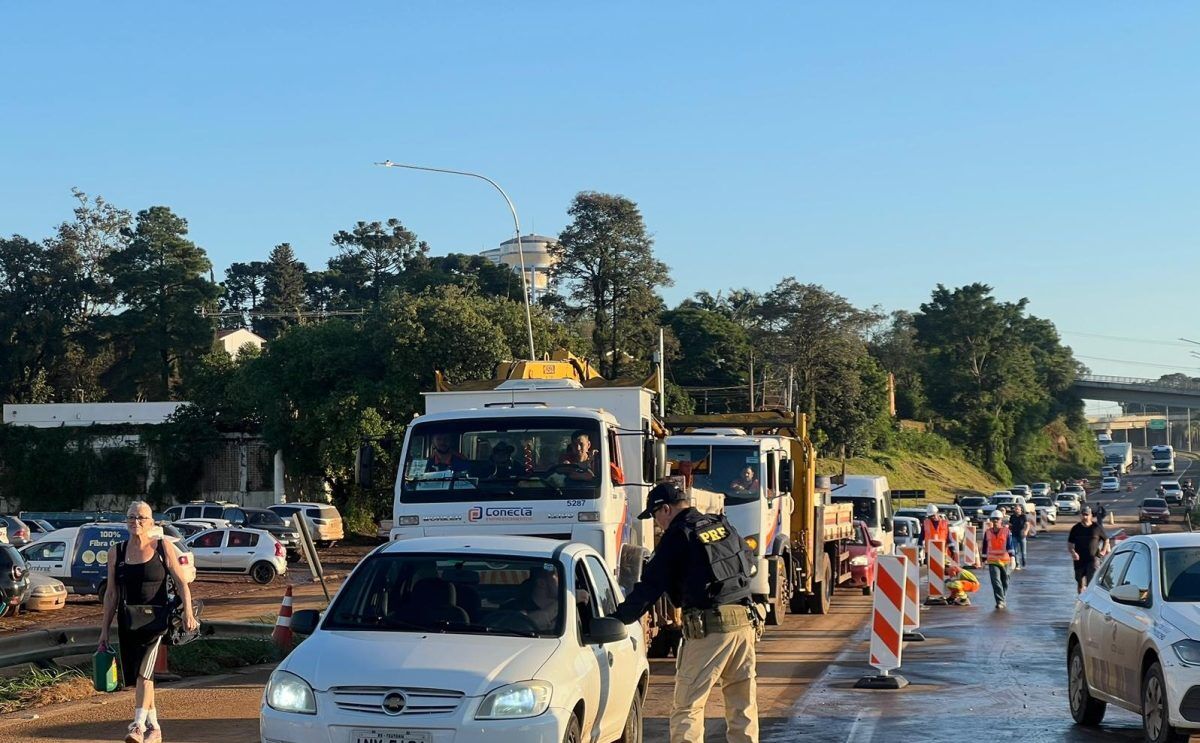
left=1101, top=477, right=1121, bottom=493
left=1056, top=492, right=1082, bottom=516
left=175, top=517, right=232, bottom=530
left=1031, top=483, right=1052, bottom=498
left=1028, top=497, right=1058, bottom=525
left=1068, top=534, right=1200, bottom=742
left=185, top=527, right=286, bottom=584
left=261, top=536, right=649, bottom=743
left=891, top=516, right=924, bottom=563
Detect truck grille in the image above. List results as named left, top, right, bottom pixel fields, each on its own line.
left=330, top=686, right=464, bottom=716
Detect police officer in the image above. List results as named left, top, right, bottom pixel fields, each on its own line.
left=612, top=482, right=758, bottom=742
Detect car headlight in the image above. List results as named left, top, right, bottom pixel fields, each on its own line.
left=476, top=681, right=553, bottom=719
left=266, top=670, right=317, bottom=714
left=1174, top=640, right=1200, bottom=666
left=849, top=556, right=869, bottom=567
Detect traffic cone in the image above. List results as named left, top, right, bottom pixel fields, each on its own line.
left=152, top=642, right=179, bottom=682
left=271, top=585, right=294, bottom=651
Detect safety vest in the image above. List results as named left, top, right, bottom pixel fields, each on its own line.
left=924, top=517, right=949, bottom=544
left=985, top=527, right=1011, bottom=565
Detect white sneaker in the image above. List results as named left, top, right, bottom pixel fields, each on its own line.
left=144, top=723, right=162, bottom=743
left=125, top=723, right=145, bottom=743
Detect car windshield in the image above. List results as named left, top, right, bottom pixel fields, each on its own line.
left=248, top=511, right=285, bottom=526
left=1058, top=494, right=1078, bottom=502
left=1031, top=497, right=1052, bottom=507
left=1164, top=483, right=1182, bottom=491
left=1162, top=548, right=1200, bottom=602
left=1142, top=499, right=1168, bottom=508
left=849, top=524, right=869, bottom=546
left=323, top=553, right=565, bottom=637
left=667, top=445, right=763, bottom=506
left=940, top=506, right=964, bottom=520
left=893, top=520, right=914, bottom=537
left=960, top=497, right=987, bottom=507
left=989, top=496, right=1016, bottom=505
left=832, top=496, right=877, bottom=526
left=1104, top=478, right=1118, bottom=484
left=401, top=417, right=605, bottom=503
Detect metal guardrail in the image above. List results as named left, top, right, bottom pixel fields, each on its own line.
left=0, top=620, right=274, bottom=670
left=1077, top=374, right=1200, bottom=392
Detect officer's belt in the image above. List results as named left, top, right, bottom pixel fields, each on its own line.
left=682, top=604, right=752, bottom=637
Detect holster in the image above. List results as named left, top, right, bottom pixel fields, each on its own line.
left=682, top=605, right=752, bottom=640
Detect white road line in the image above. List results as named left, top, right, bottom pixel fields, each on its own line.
left=843, top=707, right=881, bottom=742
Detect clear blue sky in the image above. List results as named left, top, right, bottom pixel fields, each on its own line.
left=3, top=3, right=1199, bottom=396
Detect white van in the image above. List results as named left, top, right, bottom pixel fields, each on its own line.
left=19, top=523, right=193, bottom=596
left=830, top=475, right=895, bottom=555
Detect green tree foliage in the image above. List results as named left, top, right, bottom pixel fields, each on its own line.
left=868, top=311, right=926, bottom=420
left=330, top=219, right=429, bottom=306
left=221, top=261, right=268, bottom=328
left=256, top=243, right=309, bottom=338
left=100, top=206, right=221, bottom=400
left=550, top=192, right=671, bottom=377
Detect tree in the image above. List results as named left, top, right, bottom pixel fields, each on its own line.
left=256, top=243, right=309, bottom=338
left=0, top=236, right=84, bottom=402
left=101, top=206, right=221, bottom=400
left=661, top=306, right=750, bottom=409
left=868, top=311, right=926, bottom=419
left=50, top=188, right=131, bottom=322
left=331, top=219, right=429, bottom=306
left=550, top=192, right=671, bottom=376
left=221, top=261, right=268, bottom=327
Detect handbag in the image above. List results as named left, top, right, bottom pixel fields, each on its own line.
left=122, top=602, right=172, bottom=635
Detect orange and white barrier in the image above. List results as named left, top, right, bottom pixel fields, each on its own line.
left=897, top=545, right=924, bottom=641
left=855, top=553, right=910, bottom=689
left=962, top=526, right=980, bottom=569
left=271, top=585, right=295, bottom=650
left=926, top=538, right=947, bottom=604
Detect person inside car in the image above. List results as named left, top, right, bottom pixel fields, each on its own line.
left=427, top=434, right=468, bottom=473
left=500, top=569, right=560, bottom=630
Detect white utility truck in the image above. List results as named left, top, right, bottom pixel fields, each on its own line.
left=1101, top=441, right=1134, bottom=474
left=1152, top=444, right=1176, bottom=475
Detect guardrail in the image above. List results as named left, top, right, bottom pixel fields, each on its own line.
left=0, top=620, right=274, bottom=670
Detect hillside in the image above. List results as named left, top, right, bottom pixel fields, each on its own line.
left=816, top=449, right=1002, bottom=504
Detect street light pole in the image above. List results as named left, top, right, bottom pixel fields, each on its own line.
left=376, top=160, right=537, bottom=361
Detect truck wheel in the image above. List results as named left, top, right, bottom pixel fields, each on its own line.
left=807, top=553, right=833, bottom=615
left=765, top=559, right=786, bottom=626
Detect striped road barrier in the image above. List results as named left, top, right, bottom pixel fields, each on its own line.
left=855, top=553, right=910, bottom=689
left=897, top=545, right=925, bottom=642
left=963, top=525, right=981, bottom=569
left=926, top=538, right=948, bottom=605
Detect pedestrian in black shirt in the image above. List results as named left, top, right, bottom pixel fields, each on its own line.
left=1009, top=506, right=1031, bottom=570
left=1067, top=507, right=1109, bottom=594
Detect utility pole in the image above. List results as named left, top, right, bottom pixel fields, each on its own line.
left=749, top=352, right=755, bottom=412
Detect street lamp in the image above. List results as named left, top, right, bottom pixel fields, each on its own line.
left=376, top=160, right=537, bottom=361
left=1181, top=338, right=1200, bottom=346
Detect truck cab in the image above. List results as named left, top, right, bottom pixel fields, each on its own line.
left=666, top=430, right=794, bottom=625
left=830, top=475, right=895, bottom=556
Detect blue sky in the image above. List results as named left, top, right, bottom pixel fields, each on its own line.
left=3, top=3, right=1199, bottom=401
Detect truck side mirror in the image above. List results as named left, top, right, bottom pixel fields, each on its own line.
left=780, top=461, right=794, bottom=492
left=355, top=444, right=374, bottom=488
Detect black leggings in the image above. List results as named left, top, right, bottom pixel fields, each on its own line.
left=118, top=625, right=164, bottom=688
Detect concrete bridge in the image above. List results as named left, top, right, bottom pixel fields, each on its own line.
left=1074, top=374, right=1200, bottom=408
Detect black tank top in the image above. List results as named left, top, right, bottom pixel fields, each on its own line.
left=116, top=540, right=169, bottom=606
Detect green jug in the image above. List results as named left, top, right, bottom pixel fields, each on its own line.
left=92, top=645, right=119, bottom=693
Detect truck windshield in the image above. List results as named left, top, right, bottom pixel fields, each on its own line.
left=666, top=445, right=762, bottom=505
left=323, top=553, right=565, bottom=637
left=832, top=496, right=877, bottom=526
left=401, top=417, right=604, bottom=503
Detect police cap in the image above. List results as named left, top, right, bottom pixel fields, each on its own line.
left=637, top=482, right=689, bottom=519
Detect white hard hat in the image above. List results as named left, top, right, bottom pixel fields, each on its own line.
left=926, top=504, right=939, bottom=516
left=989, top=510, right=1005, bottom=520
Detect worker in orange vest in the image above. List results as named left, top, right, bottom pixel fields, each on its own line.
left=984, top=510, right=1015, bottom=610
left=921, top=504, right=950, bottom=564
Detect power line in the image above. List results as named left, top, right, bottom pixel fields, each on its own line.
left=1076, top=354, right=1200, bottom=371
left=1063, top=330, right=1195, bottom=348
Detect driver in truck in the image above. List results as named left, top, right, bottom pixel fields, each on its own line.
left=729, top=466, right=760, bottom=497
left=559, top=430, right=624, bottom=484
left=428, top=434, right=468, bottom=473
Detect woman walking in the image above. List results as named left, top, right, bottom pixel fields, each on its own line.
left=99, top=501, right=198, bottom=743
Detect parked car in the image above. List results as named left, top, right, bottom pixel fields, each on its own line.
left=1068, top=533, right=1200, bottom=741
left=175, top=517, right=232, bottom=531
left=1158, top=480, right=1185, bottom=505
left=1101, top=476, right=1121, bottom=493
left=847, top=520, right=882, bottom=595
left=891, top=515, right=924, bottom=563
left=262, top=535, right=649, bottom=743
left=25, top=572, right=67, bottom=612
left=163, top=501, right=236, bottom=522
left=20, top=523, right=193, bottom=597
left=186, top=527, right=287, bottom=584
left=24, top=519, right=56, bottom=542
left=988, top=493, right=1022, bottom=515
left=1062, top=484, right=1089, bottom=503
left=0, top=516, right=33, bottom=548
left=0, top=544, right=31, bottom=616
left=1056, top=492, right=1082, bottom=516
left=228, top=508, right=301, bottom=560
left=170, top=521, right=211, bottom=539
left=1030, top=482, right=1051, bottom=497
left=1029, top=496, right=1058, bottom=525
left=958, top=496, right=991, bottom=525
left=938, top=504, right=968, bottom=544
left=1139, top=498, right=1172, bottom=524
left=1009, top=485, right=1032, bottom=498
left=268, top=503, right=345, bottom=547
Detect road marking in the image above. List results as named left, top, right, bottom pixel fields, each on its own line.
left=844, top=707, right=881, bottom=742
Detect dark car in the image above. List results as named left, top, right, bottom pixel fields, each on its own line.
left=0, top=545, right=31, bottom=616
left=958, top=496, right=991, bottom=524
left=230, top=508, right=301, bottom=560
left=1138, top=498, right=1172, bottom=524
left=24, top=519, right=56, bottom=542
left=0, top=516, right=33, bottom=548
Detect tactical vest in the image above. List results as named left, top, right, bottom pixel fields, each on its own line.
left=692, top=513, right=753, bottom=606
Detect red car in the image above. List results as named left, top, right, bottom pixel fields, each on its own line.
left=1138, top=497, right=1172, bottom=524
left=846, top=519, right=882, bottom=596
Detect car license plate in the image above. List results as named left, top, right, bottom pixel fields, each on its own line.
left=352, top=729, right=432, bottom=743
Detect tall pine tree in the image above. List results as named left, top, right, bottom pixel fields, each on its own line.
left=257, top=243, right=309, bottom=338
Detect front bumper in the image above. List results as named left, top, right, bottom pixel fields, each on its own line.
left=261, top=703, right=573, bottom=743
left=1140, top=513, right=1172, bottom=523
left=1162, top=658, right=1200, bottom=729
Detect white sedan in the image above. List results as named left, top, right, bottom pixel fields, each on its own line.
left=1101, top=477, right=1121, bottom=493
left=261, top=536, right=649, bottom=743
left=1057, top=493, right=1082, bottom=515
left=1068, top=533, right=1200, bottom=742
left=185, top=527, right=286, bottom=584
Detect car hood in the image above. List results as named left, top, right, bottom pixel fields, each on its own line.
left=282, top=630, right=560, bottom=696
left=1159, top=604, right=1200, bottom=637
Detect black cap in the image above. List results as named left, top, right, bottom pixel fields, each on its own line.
left=637, top=482, right=688, bottom=519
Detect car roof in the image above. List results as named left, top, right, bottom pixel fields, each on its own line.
left=1122, top=533, right=1200, bottom=549
left=376, top=535, right=588, bottom=559
left=270, top=502, right=336, bottom=508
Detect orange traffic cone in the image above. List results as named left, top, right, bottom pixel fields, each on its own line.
left=271, top=585, right=294, bottom=651
left=152, top=642, right=179, bottom=682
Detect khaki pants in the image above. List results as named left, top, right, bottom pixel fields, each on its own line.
left=671, top=624, right=759, bottom=742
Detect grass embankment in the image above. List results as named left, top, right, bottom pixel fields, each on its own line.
left=817, top=450, right=1002, bottom=504
left=0, top=667, right=91, bottom=714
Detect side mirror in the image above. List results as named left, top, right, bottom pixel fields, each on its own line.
left=869, top=539, right=883, bottom=548
left=588, top=616, right=628, bottom=644
left=291, top=609, right=322, bottom=636
left=355, top=444, right=375, bottom=488
left=780, top=462, right=794, bottom=493
left=642, top=438, right=655, bottom=484
left=1109, top=583, right=1149, bottom=607
left=880, top=521, right=892, bottom=532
